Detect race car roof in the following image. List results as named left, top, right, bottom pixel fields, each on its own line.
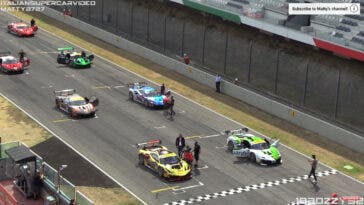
left=14, top=22, right=29, bottom=27
left=159, top=151, right=177, bottom=158
left=57, top=46, right=74, bottom=51
left=69, top=94, right=85, bottom=102
left=70, top=52, right=81, bottom=56
left=0, top=56, right=16, bottom=61
left=141, top=86, right=155, bottom=94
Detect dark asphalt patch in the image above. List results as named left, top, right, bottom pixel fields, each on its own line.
left=31, top=136, right=118, bottom=188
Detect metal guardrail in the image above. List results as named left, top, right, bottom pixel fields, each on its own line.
left=76, top=190, right=94, bottom=205
left=0, top=142, right=94, bottom=205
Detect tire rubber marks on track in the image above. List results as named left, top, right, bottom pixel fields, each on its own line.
left=164, top=169, right=338, bottom=205
left=91, top=85, right=125, bottom=90
left=185, top=133, right=223, bottom=140
left=154, top=125, right=166, bottom=129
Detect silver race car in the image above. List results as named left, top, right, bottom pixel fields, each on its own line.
left=54, top=89, right=99, bottom=118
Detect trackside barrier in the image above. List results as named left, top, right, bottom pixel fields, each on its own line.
left=76, top=190, right=94, bottom=205
left=0, top=183, right=18, bottom=205
left=60, top=176, right=75, bottom=201
left=43, top=162, right=58, bottom=187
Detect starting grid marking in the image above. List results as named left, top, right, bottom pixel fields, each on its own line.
left=164, top=169, right=338, bottom=205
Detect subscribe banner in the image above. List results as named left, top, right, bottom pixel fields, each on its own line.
left=289, top=3, right=360, bottom=15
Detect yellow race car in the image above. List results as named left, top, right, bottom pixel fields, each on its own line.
left=137, top=140, right=192, bottom=181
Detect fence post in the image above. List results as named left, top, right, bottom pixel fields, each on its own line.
left=163, top=15, right=167, bottom=53
left=202, top=23, right=207, bottom=65
left=223, top=27, right=229, bottom=74
left=302, top=59, right=309, bottom=106
left=334, top=68, right=341, bottom=119
left=147, top=6, right=150, bottom=42
left=130, top=2, right=133, bottom=37
left=181, top=19, right=185, bottom=56
left=274, top=49, right=280, bottom=94
left=247, top=40, right=253, bottom=83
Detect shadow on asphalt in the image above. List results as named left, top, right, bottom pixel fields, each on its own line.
left=31, top=137, right=118, bottom=188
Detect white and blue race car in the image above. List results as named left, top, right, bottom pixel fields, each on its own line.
left=128, top=82, right=170, bottom=108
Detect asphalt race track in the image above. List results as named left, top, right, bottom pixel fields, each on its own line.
left=0, top=12, right=363, bottom=205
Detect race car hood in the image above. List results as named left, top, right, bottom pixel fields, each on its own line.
left=17, top=27, right=34, bottom=35
left=70, top=103, right=95, bottom=114
left=146, top=95, right=165, bottom=106
left=253, top=146, right=281, bottom=161
left=73, top=57, right=91, bottom=65
left=163, top=161, right=191, bottom=176
left=2, top=63, right=23, bottom=71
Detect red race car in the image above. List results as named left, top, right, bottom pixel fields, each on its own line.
left=0, top=52, right=30, bottom=74
left=7, top=22, right=38, bottom=37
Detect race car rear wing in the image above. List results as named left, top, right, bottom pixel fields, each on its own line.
left=136, top=139, right=162, bottom=148
left=224, top=127, right=249, bottom=136
left=128, top=82, right=147, bottom=88
left=0, top=51, right=11, bottom=57
left=57, top=47, right=74, bottom=51
left=54, top=89, right=76, bottom=96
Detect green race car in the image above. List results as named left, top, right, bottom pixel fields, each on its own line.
left=56, top=47, right=94, bottom=68
left=226, top=128, right=282, bottom=165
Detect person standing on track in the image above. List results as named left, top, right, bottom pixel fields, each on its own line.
left=18, top=49, right=25, bottom=62
left=308, top=154, right=318, bottom=183
left=169, top=96, right=175, bottom=117
left=160, top=83, right=165, bottom=95
left=175, top=134, right=185, bottom=158
left=30, top=18, right=35, bottom=27
left=193, top=141, right=201, bottom=168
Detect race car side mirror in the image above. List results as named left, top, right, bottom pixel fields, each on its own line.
left=89, top=96, right=99, bottom=106
left=271, top=139, right=280, bottom=147
left=88, top=54, right=94, bottom=61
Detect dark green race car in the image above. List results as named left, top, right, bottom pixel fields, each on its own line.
left=57, top=47, right=94, bottom=68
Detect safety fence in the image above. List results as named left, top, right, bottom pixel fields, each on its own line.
left=0, top=142, right=94, bottom=205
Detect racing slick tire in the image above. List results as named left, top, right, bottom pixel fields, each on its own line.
left=249, top=153, right=256, bottom=163
left=144, top=100, right=149, bottom=108
left=227, top=141, right=234, bottom=152
left=158, top=167, right=165, bottom=178
left=68, top=107, right=76, bottom=118
left=128, top=92, right=134, bottom=101
left=55, top=99, right=60, bottom=109
left=138, top=154, right=144, bottom=166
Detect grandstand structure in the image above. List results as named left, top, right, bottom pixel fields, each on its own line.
left=169, top=0, right=364, bottom=62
